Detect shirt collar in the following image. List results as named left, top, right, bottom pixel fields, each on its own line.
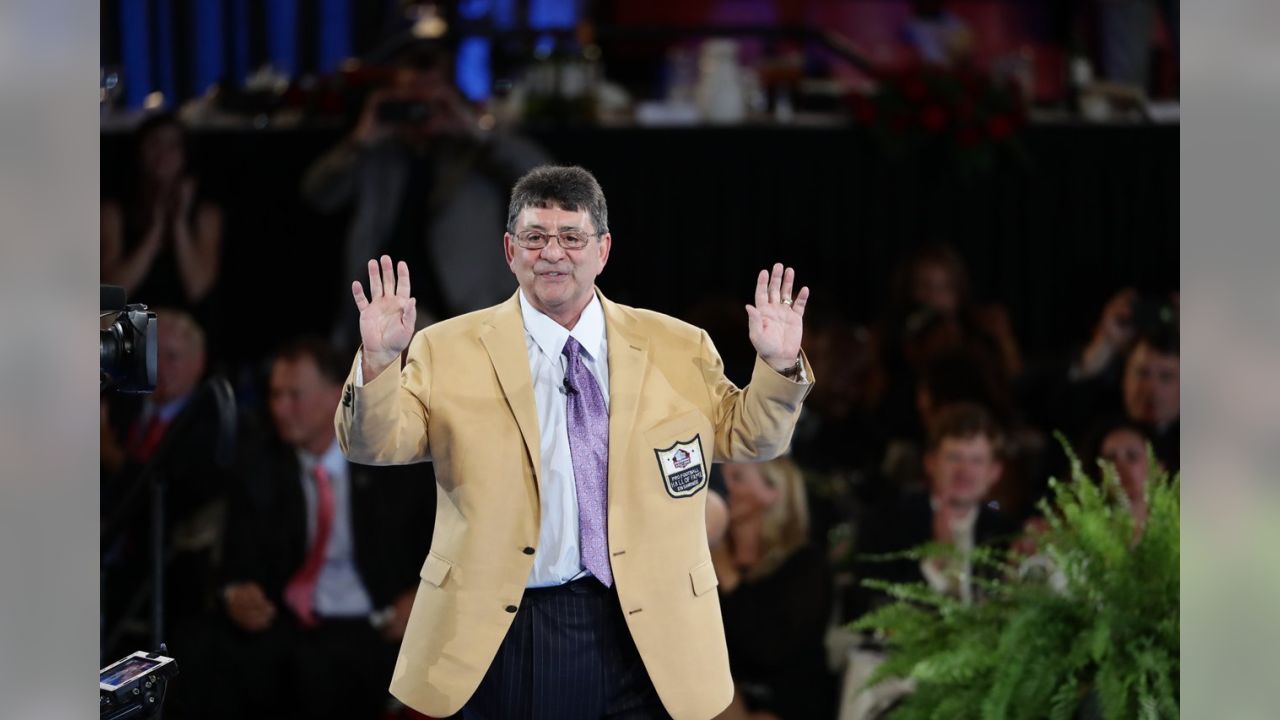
left=518, top=289, right=606, bottom=363
left=297, top=437, right=344, bottom=475
left=142, top=392, right=193, bottom=424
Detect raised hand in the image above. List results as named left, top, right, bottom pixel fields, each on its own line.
left=352, top=255, right=416, bottom=378
left=745, top=263, right=810, bottom=372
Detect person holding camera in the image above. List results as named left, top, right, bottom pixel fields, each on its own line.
left=302, top=44, right=551, bottom=350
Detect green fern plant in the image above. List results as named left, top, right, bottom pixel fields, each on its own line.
left=852, top=440, right=1179, bottom=719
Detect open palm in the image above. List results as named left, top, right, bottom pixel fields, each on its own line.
left=352, top=255, right=416, bottom=373
left=745, top=263, right=810, bottom=371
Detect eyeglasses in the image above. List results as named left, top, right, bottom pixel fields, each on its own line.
left=513, top=230, right=599, bottom=250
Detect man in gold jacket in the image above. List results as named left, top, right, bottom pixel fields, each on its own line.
left=336, top=165, right=814, bottom=719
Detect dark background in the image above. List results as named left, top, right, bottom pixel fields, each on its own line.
left=101, top=122, right=1178, bottom=369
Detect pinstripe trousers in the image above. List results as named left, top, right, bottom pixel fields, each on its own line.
left=462, top=577, right=672, bottom=720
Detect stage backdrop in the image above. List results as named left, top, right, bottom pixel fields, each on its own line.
left=100, top=123, right=1178, bottom=369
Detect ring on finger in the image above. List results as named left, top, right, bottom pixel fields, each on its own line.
left=782, top=297, right=793, bottom=306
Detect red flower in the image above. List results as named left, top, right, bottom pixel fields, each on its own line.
left=851, top=95, right=877, bottom=126
left=988, top=114, right=1014, bottom=140
left=920, top=104, right=947, bottom=132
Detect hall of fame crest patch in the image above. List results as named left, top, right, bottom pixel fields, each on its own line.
left=653, top=435, right=707, bottom=498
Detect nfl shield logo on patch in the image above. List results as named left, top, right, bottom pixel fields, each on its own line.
left=654, top=435, right=707, bottom=498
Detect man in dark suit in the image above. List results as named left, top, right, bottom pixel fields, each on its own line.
left=100, top=308, right=229, bottom=662
left=215, top=338, right=435, bottom=720
left=849, top=402, right=1018, bottom=619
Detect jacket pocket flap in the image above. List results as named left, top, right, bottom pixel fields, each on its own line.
left=420, top=552, right=453, bottom=588
left=689, top=560, right=719, bottom=597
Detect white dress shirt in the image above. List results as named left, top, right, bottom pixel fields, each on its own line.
left=518, top=290, right=610, bottom=588
left=297, top=439, right=375, bottom=618
left=354, top=291, right=610, bottom=589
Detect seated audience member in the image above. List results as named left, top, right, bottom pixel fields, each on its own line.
left=1013, top=418, right=1162, bottom=581
left=1045, top=288, right=1179, bottom=470
left=918, top=350, right=1046, bottom=520
left=790, top=321, right=881, bottom=479
left=1091, top=418, right=1163, bottom=531
left=870, top=244, right=1023, bottom=458
left=101, top=113, right=223, bottom=314
left=1120, top=326, right=1179, bottom=470
left=850, top=403, right=1018, bottom=619
left=214, top=338, right=435, bottom=720
left=713, top=458, right=835, bottom=720
left=100, top=309, right=228, bottom=653
left=302, top=44, right=550, bottom=348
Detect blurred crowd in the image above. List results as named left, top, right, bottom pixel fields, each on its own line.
left=100, top=46, right=1177, bottom=720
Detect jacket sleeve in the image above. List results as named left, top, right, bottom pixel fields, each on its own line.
left=335, top=330, right=432, bottom=465
left=699, top=330, right=815, bottom=463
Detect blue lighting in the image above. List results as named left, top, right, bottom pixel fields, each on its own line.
left=230, top=0, right=249, bottom=85
left=457, top=37, right=491, bottom=101
left=318, top=0, right=351, bottom=73
left=266, top=0, right=298, bottom=77
left=192, top=0, right=224, bottom=96
left=528, top=0, right=577, bottom=29
left=119, top=0, right=150, bottom=107
left=458, top=0, right=492, bottom=20
left=155, top=0, right=175, bottom=103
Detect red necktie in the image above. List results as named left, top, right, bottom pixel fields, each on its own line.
left=127, top=415, right=170, bottom=463
left=284, top=465, right=335, bottom=627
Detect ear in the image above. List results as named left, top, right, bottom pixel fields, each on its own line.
left=597, top=232, right=611, bottom=269
left=504, top=232, right=516, bottom=267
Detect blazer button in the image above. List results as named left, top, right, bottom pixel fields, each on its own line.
left=522, top=546, right=535, bottom=555
left=505, top=605, right=518, bottom=613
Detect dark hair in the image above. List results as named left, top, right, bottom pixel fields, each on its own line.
left=926, top=401, right=1005, bottom=454
left=272, top=337, right=348, bottom=387
left=506, top=165, right=609, bottom=236
left=1084, top=416, right=1154, bottom=471
left=1130, top=323, right=1179, bottom=359
left=132, top=111, right=187, bottom=168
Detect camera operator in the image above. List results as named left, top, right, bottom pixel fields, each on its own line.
left=302, top=43, right=551, bottom=349
left=100, top=308, right=229, bottom=665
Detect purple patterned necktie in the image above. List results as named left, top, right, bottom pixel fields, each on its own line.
left=562, top=336, right=613, bottom=587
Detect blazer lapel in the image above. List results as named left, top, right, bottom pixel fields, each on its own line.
left=479, top=293, right=543, bottom=492
left=599, top=291, right=649, bottom=496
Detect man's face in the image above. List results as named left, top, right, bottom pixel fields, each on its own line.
left=925, top=435, right=1002, bottom=505
left=153, top=320, right=204, bottom=403
left=393, top=67, right=450, bottom=143
left=912, top=261, right=959, bottom=316
left=1123, top=342, right=1180, bottom=429
left=269, top=357, right=341, bottom=452
left=504, top=204, right=610, bottom=321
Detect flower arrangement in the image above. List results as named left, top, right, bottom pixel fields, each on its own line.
left=852, top=440, right=1179, bottom=719
left=852, top=65, right=1028, bottom=176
